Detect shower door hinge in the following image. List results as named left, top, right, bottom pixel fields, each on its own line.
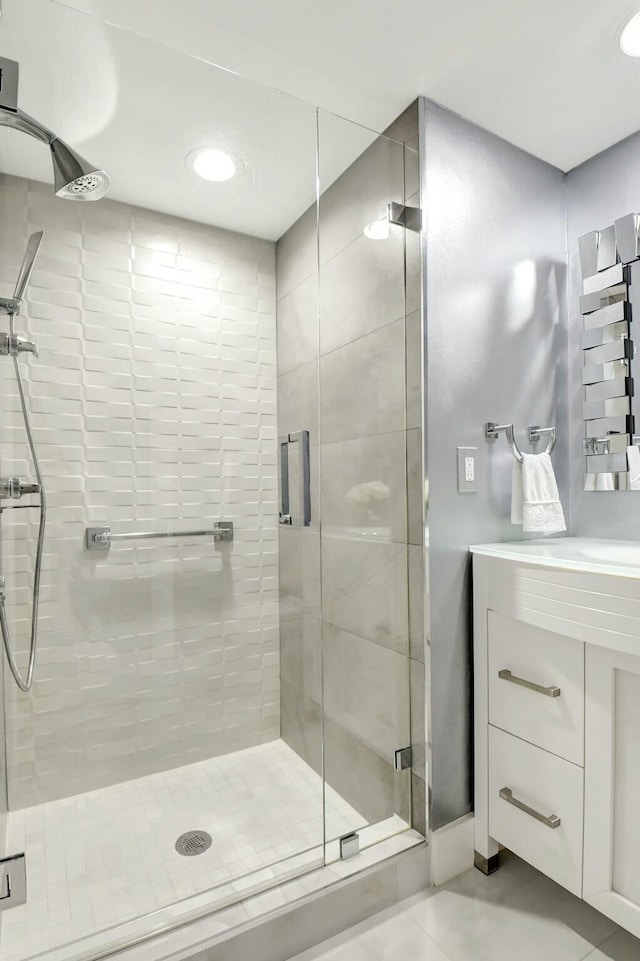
left=388, top=202, right=422, bottom=232
left=339, top=832, right=360, bottom=860
left=394, top=746, right=413, bottom=771
left=0, top=853, right=27, bottom=912
left=0, top=57, right=19, bottom=112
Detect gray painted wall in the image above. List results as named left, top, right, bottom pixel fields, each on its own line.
left=421, top=99, right=569, bottom=828
left=567, top=130, right=640, bottom=536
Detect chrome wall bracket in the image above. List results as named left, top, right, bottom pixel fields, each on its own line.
left=394, top=746, right=413, bottom=771
left=484, top=422, right=557, bottom=463
left=85, top=522, right=234, bottom=551
left=0, top=298, right=22, bottom=315
left=0, top=853, right=26, bottom=912
left=387, top=201, right=422, bottom=232
left=339, top=832, right=360, bottom=860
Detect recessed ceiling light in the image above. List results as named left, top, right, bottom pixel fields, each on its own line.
left=620, top=12, right=640, bottom=56
left=190, top=147, right=236, bottom=182
left=363, top=217, right=390, bottom=240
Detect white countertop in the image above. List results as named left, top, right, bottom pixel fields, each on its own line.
left=470, top=537, right=640, bottom=580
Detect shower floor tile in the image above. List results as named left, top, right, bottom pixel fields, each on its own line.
left=0, top=739, right=366, bottom=961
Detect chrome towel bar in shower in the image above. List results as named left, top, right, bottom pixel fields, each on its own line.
left=85, top=522, right=233, bottom=551
left=484, top=422, right=557, bottom=463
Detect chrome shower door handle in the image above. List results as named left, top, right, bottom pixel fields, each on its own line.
left=0, top=853, right=27, bottom=912
left=279, top=430, right=311, bottom=528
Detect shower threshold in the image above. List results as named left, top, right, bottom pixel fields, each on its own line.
left=0, top=740, right=412, bottom=961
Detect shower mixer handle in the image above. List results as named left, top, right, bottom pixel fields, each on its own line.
left=14, top=335, right=38, bottom=359
left=0, top=477, right=40, bottom=500
left=0, top=332, right=39, bottom=359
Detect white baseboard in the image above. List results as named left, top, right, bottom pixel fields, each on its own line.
left=430, top=813, right=474, bottom=886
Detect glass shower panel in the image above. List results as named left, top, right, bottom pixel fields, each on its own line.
left=317, top=110, right=416, bottom=852
left=0, top=3, right=322, bottom=959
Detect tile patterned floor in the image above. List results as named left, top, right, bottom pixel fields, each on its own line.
left=0, top=740, right=365, bottom=961
left=289, top=851, right=640, bottom=961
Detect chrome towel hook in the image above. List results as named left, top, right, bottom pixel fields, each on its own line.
left=485, top=422, right=557, bottom=463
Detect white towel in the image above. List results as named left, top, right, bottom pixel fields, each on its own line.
left=628, top=446, right=640, bottom=490
left=511, top=452, right=566, bottom=534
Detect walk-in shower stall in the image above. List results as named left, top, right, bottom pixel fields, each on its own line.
left=0, top=2, right=427, bottom=959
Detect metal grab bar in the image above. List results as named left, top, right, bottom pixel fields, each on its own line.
left=85, top=522, right=233, bottom=551
left=485, top=422, right=557, bottom=463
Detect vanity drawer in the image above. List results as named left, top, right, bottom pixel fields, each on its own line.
left=489, top=726, right=584, bottom=896
left=488, top=610, right=584, bottom=765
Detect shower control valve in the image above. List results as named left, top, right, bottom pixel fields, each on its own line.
left=0, top=332, right=38, bottom=358
left=0, top=332, right=38, bottom=359
left=0, top=477, right=40, bottom=500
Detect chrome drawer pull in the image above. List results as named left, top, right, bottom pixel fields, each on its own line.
left=498, top=669, right=561, bottom=698
left=499, top=787, right=561, bottom=829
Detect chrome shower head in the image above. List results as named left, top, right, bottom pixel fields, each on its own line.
left=0, top=56, right=110, bottom=202
left=49, top=138, right=110, bottom=201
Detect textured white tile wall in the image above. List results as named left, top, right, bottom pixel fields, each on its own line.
left=0, top=175, right=279, bottom=809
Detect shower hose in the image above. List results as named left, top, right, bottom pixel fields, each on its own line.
left=0, top=311, right=46, bottom=692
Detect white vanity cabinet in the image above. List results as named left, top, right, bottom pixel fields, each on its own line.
left=583, top=645, right=640, bottom=936
left=473, top=538, right=640, bottom=939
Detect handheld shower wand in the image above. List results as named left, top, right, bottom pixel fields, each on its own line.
left=0, top=231, right=47, bottom=692
left=0, top=54, right=110, bottom=691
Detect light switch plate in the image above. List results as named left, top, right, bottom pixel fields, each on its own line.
left=457, top=447, right=478, bottom=493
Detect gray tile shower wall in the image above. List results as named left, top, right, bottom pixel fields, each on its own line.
left=0, top=175, right=279, bottom=808
left=276, top=103, right=426, bottom=832
left=421, top=99, right=569, bottom=828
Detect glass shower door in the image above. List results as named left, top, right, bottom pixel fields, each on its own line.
left=317, top=109, right=422, bottom=854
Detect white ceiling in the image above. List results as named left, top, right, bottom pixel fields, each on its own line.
left=0, top=0, right=379, bottom=239
left=4, top=0, right=640, bottom=237
left=52, top=0, right=640, bottom=172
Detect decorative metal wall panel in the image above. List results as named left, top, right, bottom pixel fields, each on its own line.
left=582, top=395, right=630, bottom=422
left=583, top=300, right=629, bottom=331
left=578, top=213, right=640, bottom=490
left=580, top=282, right=627, bottom=315
left=582, top=262, right=624, bottom=296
